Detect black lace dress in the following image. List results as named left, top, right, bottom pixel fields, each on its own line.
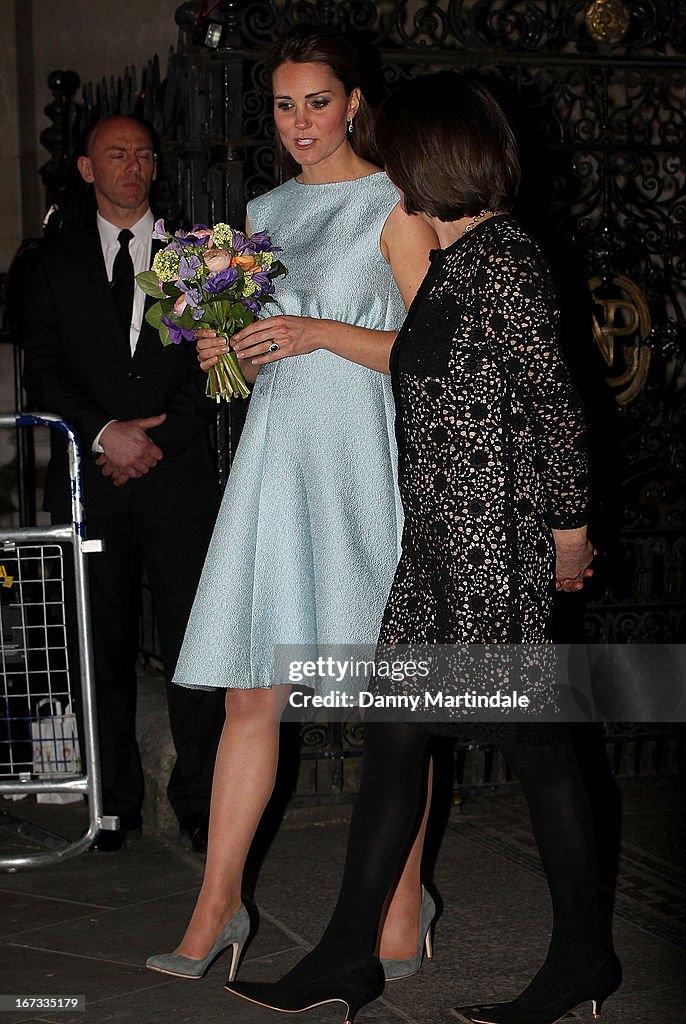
left=380, top=214, right=590, bottom=742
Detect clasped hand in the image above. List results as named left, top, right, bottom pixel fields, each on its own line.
left=97, top=415, right=166, bottom=486
left=553, top=528, right=596, bottom=593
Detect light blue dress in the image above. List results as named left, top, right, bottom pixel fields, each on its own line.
left=174, top=172, right=406, bottom=690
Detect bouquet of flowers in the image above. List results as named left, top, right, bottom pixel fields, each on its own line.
left=136, top=220, right=287, bottom=401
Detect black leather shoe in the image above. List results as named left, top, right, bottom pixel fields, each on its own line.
left=179, top=814, right=209, bottom=853
left=86, top=826, right=142, bottom=853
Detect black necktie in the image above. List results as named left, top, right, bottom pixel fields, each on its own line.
left=111, top=228, right=134, bottom=340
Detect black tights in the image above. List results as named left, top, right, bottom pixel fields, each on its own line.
left=291, top=723, right=606, bottom=1005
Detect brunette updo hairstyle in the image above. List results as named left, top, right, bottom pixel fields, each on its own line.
left=376, top=72, right=521, bottom=221
left=266, top=23, right=379, bottom=177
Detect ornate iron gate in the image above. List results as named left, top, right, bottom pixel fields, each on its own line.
left=35, top=0, right=686, bottom=791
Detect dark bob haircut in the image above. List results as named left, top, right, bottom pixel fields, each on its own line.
left=376, top=72, right=521, bottom=221
left=266, top=24, right=379, bottom=177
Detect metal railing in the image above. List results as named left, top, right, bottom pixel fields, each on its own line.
left=0, top=413, right=107, bottom=870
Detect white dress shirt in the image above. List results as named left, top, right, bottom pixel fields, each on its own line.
left=97, top=208, right=154, bottom=355
left=93, top=208, right=154, bottom=452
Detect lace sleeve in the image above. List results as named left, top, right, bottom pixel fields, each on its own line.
left=475, top=236, right=590, bottom=529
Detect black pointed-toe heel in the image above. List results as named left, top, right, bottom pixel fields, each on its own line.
left=458, top=952, right=622, bottom=1024
left=226, top=960, right=385, bottom=1022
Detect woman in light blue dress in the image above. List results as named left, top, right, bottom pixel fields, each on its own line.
left=146, top=25, right=437, bottom=981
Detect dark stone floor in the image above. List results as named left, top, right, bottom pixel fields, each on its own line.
left=1, top=777, right=684, bottom=1024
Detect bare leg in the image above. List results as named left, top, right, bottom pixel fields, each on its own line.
left=174, top=685, right=291, bottom=959
left=378, top=758, right=433, bottom=960
left=229, top=722, right=431, bottom=987
left=174, top=693, right=429, bottom=962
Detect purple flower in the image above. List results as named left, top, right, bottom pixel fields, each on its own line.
left=189, top=226, right=213, bottom=246
left=153, top=218, right=170, bottom=241
left=250, top=231, right=280, bottom=253
left=251, top=271, right=274, bottom=296
left=162, top=315, right=195, bottom=344
left=231, top=230, right=253, bottom=254
left=177, top=281, right=203, bottom=308
left=178, top=253, right=201, bottom=280
left=175, top=224, right=207, bottom=239
left=240, top=297, right=261, bottom=314
left=173, top=293, right=205, bottom=320
left=175, top=225, right=213, bottom=247
left=204, top=266, right=238, bottom=295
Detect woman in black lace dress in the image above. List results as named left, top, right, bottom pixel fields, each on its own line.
left=226, top=74, right=621, bottom=1024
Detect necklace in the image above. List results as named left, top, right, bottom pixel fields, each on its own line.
left=463, top=209, right=502, bottom=235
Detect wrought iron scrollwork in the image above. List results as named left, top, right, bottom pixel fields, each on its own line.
left=39, top=70, right=81, bottom=209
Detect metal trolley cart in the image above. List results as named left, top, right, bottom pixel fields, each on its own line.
left=0, top=413, right=106, bottom=870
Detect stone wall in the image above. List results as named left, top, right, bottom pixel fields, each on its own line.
left=0, top=0, right=180, bottom=273
left=0, top=2, right=24, bottom=274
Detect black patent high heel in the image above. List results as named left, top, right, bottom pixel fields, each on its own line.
left=458, top=952, right=622, bottom=1024
left=226, top=960, right=385, bottom=1023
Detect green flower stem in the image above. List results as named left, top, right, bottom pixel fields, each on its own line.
left=205, top=349, right=250, bottom=402
left=199, top=313, right=251, bottom=402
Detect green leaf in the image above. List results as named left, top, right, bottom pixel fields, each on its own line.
left=178, top=305, right=196, bottom=329
left=158, top=323, right=173, bottom=346
left=136, top=271, right=167, bottom=299
left=145, top=302, right=165, bottom=329
left=163, top=281, right=180, bottom=297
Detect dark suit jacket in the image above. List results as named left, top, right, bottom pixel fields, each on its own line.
left=20, top=218, right=218, bottom=521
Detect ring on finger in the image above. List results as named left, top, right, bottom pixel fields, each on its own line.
left=268, top=342, right=280, bottom=353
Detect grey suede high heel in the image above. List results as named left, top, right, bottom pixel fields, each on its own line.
left=381, top=886, right=436, bottom=982
left=146, top=903, right=250, bottom=980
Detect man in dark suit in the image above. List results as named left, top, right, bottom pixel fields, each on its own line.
left=21, top=114, right=224, bottom=851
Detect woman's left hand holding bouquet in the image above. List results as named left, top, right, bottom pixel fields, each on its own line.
left=232, top=315, right=325, bottom=364
left=227, top=314, right=399, bottom=375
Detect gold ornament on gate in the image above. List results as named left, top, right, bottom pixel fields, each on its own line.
left=589, top=274, right=651, bottom=405
left=585, top=0, right=631, bottom=44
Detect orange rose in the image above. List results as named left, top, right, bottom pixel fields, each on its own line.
left=231, top=254, right=257, bottom=272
